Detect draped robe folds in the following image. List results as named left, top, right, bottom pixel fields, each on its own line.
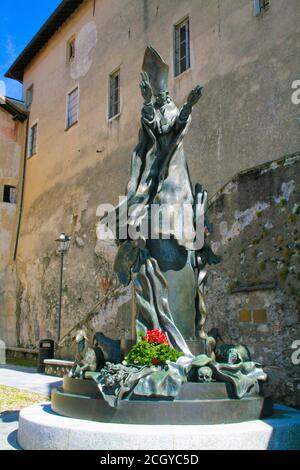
left=110, top=98, right=203, bottom=354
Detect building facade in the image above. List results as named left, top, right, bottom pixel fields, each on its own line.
left=0, top=97, right=27, bottom=345
left=1, top=0, right=300, bottom=403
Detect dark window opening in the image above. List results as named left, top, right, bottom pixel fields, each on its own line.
left=109, top=70, right=120, bottom=119
left=28, top=123, right=38, bottom=157
left=67, top=37, right=76, bottom=61
left=25, top=85, right=34, bottom=108
left=174, top=18, right=191, bottom=77
left=3, top=185, right=17, bottom=204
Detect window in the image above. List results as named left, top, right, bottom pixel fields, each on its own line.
left=66, top=87, right=79, bottom=129
left=174, top=17, right=191, bottom=77
left=253, top=0, right=270, bottom=15
left=28, top=123, right=38, bottom=157
left=25, top=85, right=33, bottom=108
left=3, top=185, right=17, bottom=204
left=109, top=69, right=120, bottom=119
left=67, top=36, right=76, bottom=61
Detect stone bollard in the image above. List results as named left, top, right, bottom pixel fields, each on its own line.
left=0, top=339, right=6, bottom=364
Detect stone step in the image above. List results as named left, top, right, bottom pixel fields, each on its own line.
left=51, top=385, right=273, bottom=425
left=18, top=403, right=300, bottom=450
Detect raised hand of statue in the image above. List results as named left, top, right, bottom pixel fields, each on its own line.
left=187, top=85, right=203, bottom=107
left=140, top=71, right=153, bottom=103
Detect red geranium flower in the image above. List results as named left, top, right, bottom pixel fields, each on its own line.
left=144, top=329, right=169, bottom=345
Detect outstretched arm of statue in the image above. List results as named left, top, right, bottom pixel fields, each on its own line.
left=140, top=71, right=155, bottom=123
left=178, top=85, right=204, bottom=123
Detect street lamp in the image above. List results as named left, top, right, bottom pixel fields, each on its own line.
left=55, top=232, right=71, bottom=342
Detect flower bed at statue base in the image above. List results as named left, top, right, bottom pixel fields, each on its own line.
left=124, top=330, right=182, bottom=367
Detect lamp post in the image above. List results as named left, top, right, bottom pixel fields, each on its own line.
left=55, top=232, right=71, bottom=343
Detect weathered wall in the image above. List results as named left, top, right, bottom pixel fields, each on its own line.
left=2, top=0, right=300, bottom=375
left=206, top=153, right=300, bottom=405
left=0, top=107, right=23, bottom=345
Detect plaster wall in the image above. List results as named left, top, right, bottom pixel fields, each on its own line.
left=0, top=107, right=23, bottom=345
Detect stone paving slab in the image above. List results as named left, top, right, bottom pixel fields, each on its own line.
left=0, top=365, right=62, bottom=397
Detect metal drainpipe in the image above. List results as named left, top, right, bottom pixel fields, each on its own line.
left=13, top=116, right=29, bottom=261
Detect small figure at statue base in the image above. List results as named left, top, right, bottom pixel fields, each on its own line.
left=69, top=329, right=104, bottom=379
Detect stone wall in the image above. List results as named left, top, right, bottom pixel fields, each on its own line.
left=206, top=153, right=300, bottom=405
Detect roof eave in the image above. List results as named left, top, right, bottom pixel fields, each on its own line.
left=5, top=0, right=84, bottom=83
left=0, top=99, right=28, bottom=122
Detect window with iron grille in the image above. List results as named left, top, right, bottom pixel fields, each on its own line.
left=66, top=87, right=79, bottom=129
left=253, top=0, right=270, bottom=16
left=174, top=17, right=191, bottom=77
left=3, top=185, right=17, bottom=204
left=28, top=123, right=38, bottom=157
left=109, top=70, right=120, bottom=119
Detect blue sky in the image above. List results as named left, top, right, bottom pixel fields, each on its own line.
left=0, top=0, right=61, bottom=100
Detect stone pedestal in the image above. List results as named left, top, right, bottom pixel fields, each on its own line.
left=51, top=376, right=272, bottom=425
left=17, top=403, right=300, bottom=450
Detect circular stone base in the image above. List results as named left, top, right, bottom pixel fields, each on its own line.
left=51, top=377, right=273, bottom=425
left=18, top=403, right=300, bottom=450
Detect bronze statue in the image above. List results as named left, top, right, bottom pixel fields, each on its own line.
left=105, top=47, right=219, bottom=356
left=52, top=48, right=272, bottom=427
left=86, top=47, right=268, bottom=406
